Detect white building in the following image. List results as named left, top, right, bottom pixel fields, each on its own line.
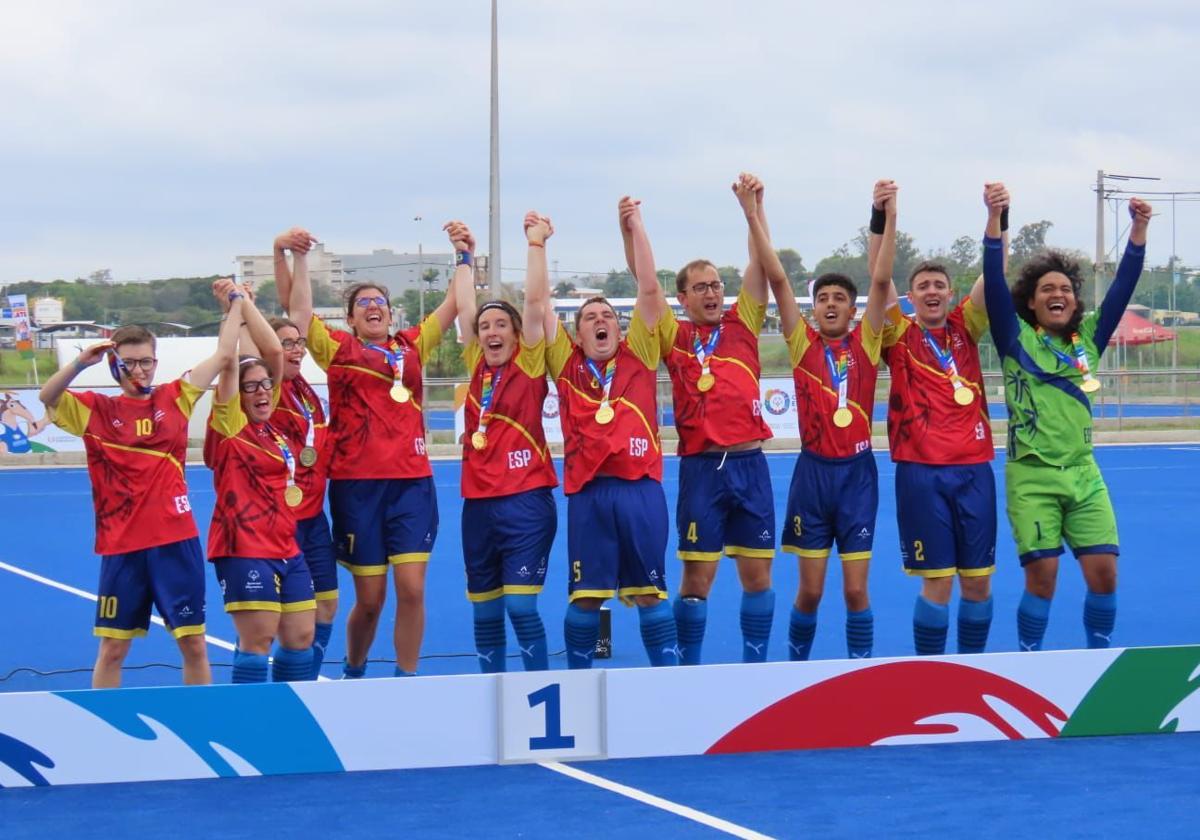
left=32, top=297, right=64, bottom=326
left=236, top=244, right=456, bottom=296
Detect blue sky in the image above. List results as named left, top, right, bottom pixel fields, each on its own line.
left=3, top=0, right=1197, bottom=283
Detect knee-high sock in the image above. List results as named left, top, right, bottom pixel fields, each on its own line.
left=232, top=649, right=269, bottom=684
left=1017, top=591, right=1052, bottom=652
left=673, top=596, right=707, bottom=666
left=957, top=596, right=993, bottom=654
left=311, top=622, right=333, bottom=680
left=638, top=601, right=680, bottom=666
left=846, top=608, right=874, bottom=658
left=506, top=593, right=549, bottom=671
left=740, top=589, right=775, bottom=663
left=341, top=659, right=366, bottom=679
left=788, top=608, right=817, bottom=662
left=1083, top=591, right=1116, bottom=649
left=564, top=603, right=601, bottom=670
left=472, top=597, right=507, bottom=674
left=913, top=596, right=949, bottom=656
left=271, top=644, right=314, bottom=683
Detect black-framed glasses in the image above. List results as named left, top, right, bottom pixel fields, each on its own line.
left=240, top=378, right=274, bottom=394
left=689, top=280, right=724, bottom=295
left=354, top=296, right=389, bottom=308
left=280, top=338, right=308, bottom=351
left=118, top=357, right=157, bottom=371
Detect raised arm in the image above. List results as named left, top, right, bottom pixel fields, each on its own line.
left=38, top=340, right=114, bottom=409
left=1094, top=198, right=1151, bottom=349
left=288, top=243, right=315, bottom=339
left=968, top=188, right=1010, bottom=312
left=982, top=184, right=1020, bottom=353
left=737, top=173, right=768, bottom=306
left=242, top=286, right=284, bottom=384
left=734, top=176, right=799, bottom=337
left=618, top=200, right=638, bottom=281
left=433, top=221, right=471, bottom=333
left=205, top=278, right=248, bottom=399
left=865, top=180, right=900, bottom=310
left=447, top=220, right=479, bottom=343
left=864, top=182, right=897, bottom=333
left=620, top=197, right=665, bottom=327
left=273, top=227, right=315, bottom=318
left=521, top=211, right=553, bottom=346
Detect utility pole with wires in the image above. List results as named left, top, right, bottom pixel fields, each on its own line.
left=488, top=0, right=501, bottom=301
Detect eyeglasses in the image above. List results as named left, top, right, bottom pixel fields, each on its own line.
left=240, top=378, right=274, bottom=394
left=354, top=296, right=389, bottom=308
left=688, top=280, right=724, bottom=295
left=118, top=358, right=157, bottom=371
left=280, top=338, right=308, bottom=351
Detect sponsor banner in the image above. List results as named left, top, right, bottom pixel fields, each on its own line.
left=2, top=646, right=1197, bottom=788
left=758, top=376, right=797, bottom=438
left=6, top=295, right=33, bottom=359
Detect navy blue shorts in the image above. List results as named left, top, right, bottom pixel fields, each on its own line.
left=896, top=461, right=997, bottom=578
left=95, top=537, right=207, bottom=640
left=461, top=487, right=556, bottom=601
left=329, top=477, right=438, bottom=576
left=782, top=449, right=879, bottom=561
left=296, top=509, right=339, bottom=599
left=567, top=476, right=668, bottom=605
left=676, top=449, right=776, bottom=562
left=215, top=554, right=316, bottom=613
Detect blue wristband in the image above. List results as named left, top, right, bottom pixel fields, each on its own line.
left=455, top=250, right=472, bottom=267
left=228, top=291, right=245, bottom=302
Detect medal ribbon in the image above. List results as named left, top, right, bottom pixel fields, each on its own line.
left=290, top=384, right=317, bottom=451
left=1038, top=329, right=1098, bottom=387
left=366, top=339, right=405, bottom=387
left=919, top=326, right=969, bottom=399
left=264, top=422, right=297, bottom=490
left=693, top=325, right=722, bottom=378
left=822, top=340, right=850, bottom=413
left=585, top=357, right=617, bottom=407
left=106, top=352, right=153, bottom=395
left=477, top=365, right=505, bottom=438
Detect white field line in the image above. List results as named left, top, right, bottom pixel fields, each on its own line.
left=539, top=760, right=774, bottom=840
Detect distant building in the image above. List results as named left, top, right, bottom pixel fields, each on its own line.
left=235, top=244, right=455, bottom=295
left=32, top=297, right=64, bottom=326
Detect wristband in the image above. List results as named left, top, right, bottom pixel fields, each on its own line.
left=1000, top=207, right=1010, bottom=232
left=228, top=291, right=245, bottom=302
left=869, top=205, right=886, bottom=235
left=73, top=357, right=88, bottom=374
left=528, top=241, right=545, bottom=249
left=456, top=250, right=472, bottom=266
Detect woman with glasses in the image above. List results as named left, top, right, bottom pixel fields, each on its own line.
left=38, top=278, right=242, bottom=687
left=452, top=212, right=559, bottom=672
left=204, top=279, right=317, bottom=683
left=277, top=224, right=465, bottom=678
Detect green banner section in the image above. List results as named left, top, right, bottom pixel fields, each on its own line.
left=1063, top=646, right=1200, bottom=737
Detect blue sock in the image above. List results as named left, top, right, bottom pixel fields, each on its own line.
left=341, top=659, right=366, bottom=679
left=957, top=596, right=993, bottom=654
left=787, top=608, right=817, bottom=661
left=1083, top=591, right=1116, bottom=649
left=913, top=596, right=949, bottom=656
left=740, top=589, right=775, bottom=663
left=1017, top=591, right=1052, bottom=652
left=472, top=598, right=507, bottom=674
left=638, top=601, right=680, bottom=667
left=270, top=645, right=314, bottom=683
left=846, top=608, right=874, bottom=658
left=232, top=649, right=269, bottom=684
left=505, top=594, right=549, bottom=672
left=673, top=596, right=707, bottom=666
left=564, top=603, right=601, bottom=669
left=394, top=666, right=415, bottom=677
left=311, top=622, right=333, bottom=680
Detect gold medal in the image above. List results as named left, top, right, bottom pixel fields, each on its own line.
left=284, top=484, right=304, bottom=507
left=471, top=431, right=488, bottom=450
left=1081, top=378, right=1101, bottom=394
left=595, top=403, right=615, bottom=425
left=953, top=387, right=975, bottom=406
left=391, top=383, right=411, bottom=403
left=299, top=446, right=318, bottom=467
left=833, top=407, right=853, bottom=428
left=697, top=372, right=715, bottom=392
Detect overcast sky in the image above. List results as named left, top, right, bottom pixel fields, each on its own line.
left=3, top=1, right=1198, bottom=285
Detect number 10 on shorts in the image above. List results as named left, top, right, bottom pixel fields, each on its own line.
left=498, top=671, right=604, bottom=762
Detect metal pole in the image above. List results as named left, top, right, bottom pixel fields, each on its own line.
left=488, top=0, right=501, bottom=301
left=1095, top=169, right=1105, bottom=310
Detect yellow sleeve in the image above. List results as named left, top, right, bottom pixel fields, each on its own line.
left=626, top=307, right=668, bottom=370
left=209, top=394, right=248, bottom=439
left=463, top=339, right=482, bottom=373
left=515, top=337, right=546, bottom=379
left=175, top=378, right=205, bottom=419
left=962, top=297, right=989, bottom=342
left=306, top=316, right=341, bottom=371
left=414, top=315, right=444, bottom=365
left=881, top=304, right=911, bottom=350
left=784, top=323, right=812, bottom=369
left=859, top=315, right=884, bottom=365
left=49, top=391, right=90, bottom=437
left=658, top=307, right=679, bottom=356
left=735, top=287, right=766, bottom=335
left=546, top=326, right=574, bottom=378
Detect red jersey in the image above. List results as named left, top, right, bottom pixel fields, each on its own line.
left=270, top=375, right=330, bottom=520
left=307, top=314, right=442, bottom=480
left=205, top=390, right=299, bottom=560
left=51, top=380, right=202, bottom=555
left=547, top=309, right=665, bottom=495
left=787, top=317, right=885, bottom=460
left=882, top=299, right=993, bottom=464
left=461, top=338, right=558, bottom=499
left=662, top=288, right=772, bottom=454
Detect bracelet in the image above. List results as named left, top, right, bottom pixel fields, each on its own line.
left=528, top=241, right=545, bottom=249
left=456, top=250, right=472, bottom=266
left=1000, top=207, right=1010, bottom=232
left=228, top=291, right=245, bottom=302
left=869, top=205, right=886, bottom=235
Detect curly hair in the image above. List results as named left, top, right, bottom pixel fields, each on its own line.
left=1011, top=250, right=1085, bottom=333
left=812, top=272, right=857, bottom=299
